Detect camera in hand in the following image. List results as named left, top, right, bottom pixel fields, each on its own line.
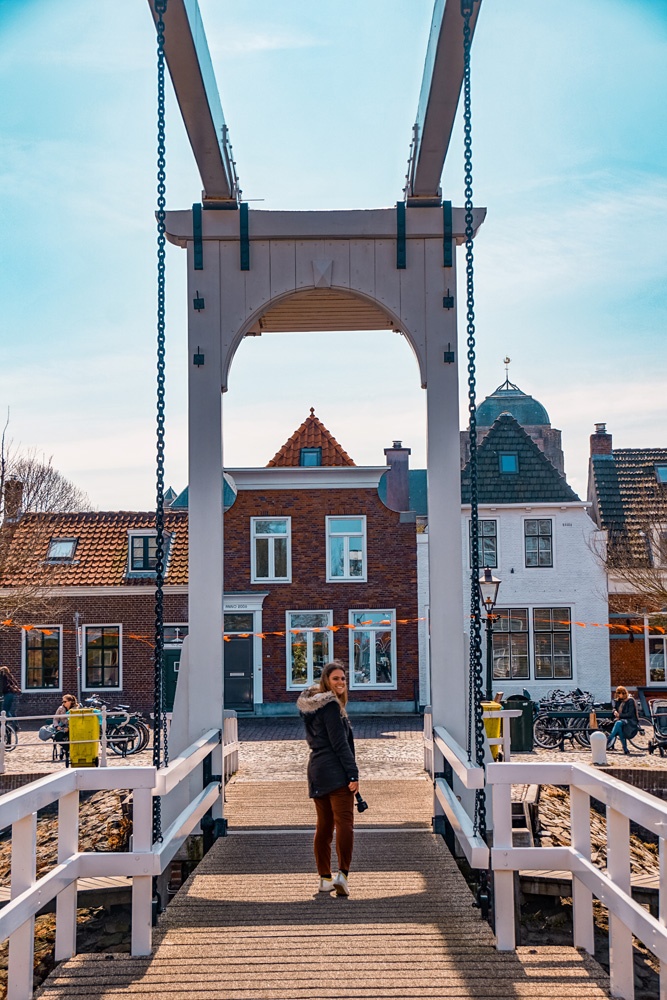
left=355, top=791, right=368, bottom=813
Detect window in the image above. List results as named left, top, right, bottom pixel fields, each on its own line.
left=533, top=608, right=572, bottom=679
left=349, top=610, right=396, bottom=688
left=651, top=527, right=667, bottom=568
left=469, top=519, right=497, bottom=569
left=300, top=447, right=322, bottom=466
left=84, top=625, right=121, bottom=689
left=164, top=625, right=188, bottom=645
left=524, top=518, right=553, bottom=567
left=655, top=464, right=667, bottom=485
left=287, top=611, right=332, bottom=688
left=224, top=613, right=254, bottom=634
left=46, top=538, right=77, bottom=561
left=251, top=518, right=291, bottom=583
left=498, top=452, right=518, bottom=474
left=492, top=609, right=529, bottom=680
left=649, top=638, right=666, bottom=683
left=129, top=533, right=157, bottom=572
left=326, top=516, right=366, bottom=581
left=24, top=627, right=61, bottom=690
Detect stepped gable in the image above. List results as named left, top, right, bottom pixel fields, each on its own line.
left=0, top=509, right=188, bottom=587
left=267, top=407, right=355, bottom=467
left=590, top=447, right=667, bottom=562
left=461, top=412, right=579, bottom=504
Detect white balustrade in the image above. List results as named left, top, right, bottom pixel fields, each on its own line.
left=0, top=719, right=239, bottom=1000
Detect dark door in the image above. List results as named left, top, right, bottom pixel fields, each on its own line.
left=162, top=648, right=181, bottom=713
left=224, top=635, right=253, bottom=712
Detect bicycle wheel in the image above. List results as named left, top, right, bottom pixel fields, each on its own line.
left=134, top=720, right=151, bottom=751
left=108, top=723, right=143, bottom=756
left=629, top=719, right=652, bottom=752
left=572, top=717, right=592, bottom=748
left=4, top=723, right=18, bottom=752
left=533, top=714, right=565, bottom=749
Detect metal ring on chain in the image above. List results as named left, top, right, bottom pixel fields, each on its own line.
left=153, top=0, right=169, bottom=845
left=461, top=0, right=486, bottom=840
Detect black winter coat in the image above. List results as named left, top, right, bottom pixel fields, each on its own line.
left=297, top=687, right=358, bottom=798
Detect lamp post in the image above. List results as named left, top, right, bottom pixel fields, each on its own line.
left=478, top=567, right=501, bottom=701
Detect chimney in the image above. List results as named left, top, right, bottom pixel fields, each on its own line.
left=590, top=422, right=612, bottom=457
left=3, top=478, right=23, bottom=523
left=383, top=441, right=411, bottom=512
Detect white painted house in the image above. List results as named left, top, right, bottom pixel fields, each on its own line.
left=412, top=382, right=610, bottom=705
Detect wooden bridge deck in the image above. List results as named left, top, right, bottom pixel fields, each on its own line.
left=36, top=776, right=611, bottom=1000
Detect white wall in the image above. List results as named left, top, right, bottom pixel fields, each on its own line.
left=416, top=502, right=611, bottom=703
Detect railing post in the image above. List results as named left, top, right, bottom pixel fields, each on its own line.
left=570, top=785, right=594, bottom=954
left=660, top=837, right=666, bottom=1000
left=607, top=806, right=634, bottom=1000
left=100, top=706, right=108, bottom=767
left=131, top=787, right=154, bottom=956
left=423, top=707, right=433, bottom=776
left=8, top=813, right=37, bottom=1000
left=491, top=780, right=515, bottom=951
left=55, top=790, right=80, bottom=961
left=0, top=711, right=6, bottom=775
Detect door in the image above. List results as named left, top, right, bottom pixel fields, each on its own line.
left=162, top=648, right=181, bottom=713
left=224, top=635, right=254, bottom=712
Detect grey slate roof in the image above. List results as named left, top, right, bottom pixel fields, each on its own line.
left=461, top=413, right=579, bottom=505
left=590, top=448, right=667, bottom=562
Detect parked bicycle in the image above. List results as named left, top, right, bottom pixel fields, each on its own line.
left=83, top=695, right=151, bottom=756
left=532, top=687, right=651, bottom=752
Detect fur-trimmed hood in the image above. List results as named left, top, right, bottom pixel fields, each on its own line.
left=296, top=686, right=340, bottom=714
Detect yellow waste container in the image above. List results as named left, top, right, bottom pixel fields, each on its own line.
left=482, top=700, right=502, bottom=760
left=68, top=708, right=100, bottom=767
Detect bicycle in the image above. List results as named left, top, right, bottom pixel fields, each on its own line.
left=83, top=696, right=150, bottom=756
left=3, top=718, right=18, bottom=752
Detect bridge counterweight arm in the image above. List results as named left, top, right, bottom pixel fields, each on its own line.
left=407, top=0, right=482, bottom=203
left=147, top=0, right=239, bottom=204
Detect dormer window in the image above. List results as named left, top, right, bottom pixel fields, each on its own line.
left=300, top=447, right=322, bottom=467
left=129, top=533, right=158, bottom=572
left=656, top=464, right=667, bottom=485
left=499, top=452, right=519, bottom=474
left=46, top=538, right=77, bottom=561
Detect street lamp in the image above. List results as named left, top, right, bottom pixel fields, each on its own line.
left=478, top=567, right=501, bottom=701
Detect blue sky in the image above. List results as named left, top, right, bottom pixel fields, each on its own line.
left=0, top=0, right=665, bottom=507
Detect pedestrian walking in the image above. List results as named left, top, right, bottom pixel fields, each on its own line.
left=297, top=660, right=359, bottom=897
left=0, top=665, right=21, bottom=718
left=607, top=685, right=639, bottom=755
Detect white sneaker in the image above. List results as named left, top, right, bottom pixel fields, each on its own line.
left=332, top=872, right=349, bottom=897
left=318, top=877, right=334, bottom=892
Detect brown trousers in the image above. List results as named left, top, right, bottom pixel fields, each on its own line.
left=313, top=785, right=354, bottom=875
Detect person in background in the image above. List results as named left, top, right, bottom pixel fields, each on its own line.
left=607, top=685, right=639, bottom=755
left=53, top=693, right=79, bottom=758
left=0, top=665, right=21, bottom=718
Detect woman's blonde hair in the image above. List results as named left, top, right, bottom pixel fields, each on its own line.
left=319, top=660, right=348, bottom=708
left=615, top=685, right=629, bottom=700
left=62, top=694, right=78, bottom=708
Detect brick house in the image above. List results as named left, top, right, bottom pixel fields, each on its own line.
left=0, top=410, right=419, bottom=716
left=587, top=423, right=667, bottom=693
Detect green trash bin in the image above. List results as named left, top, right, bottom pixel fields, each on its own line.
left=502, top=693, right=534, bottom=753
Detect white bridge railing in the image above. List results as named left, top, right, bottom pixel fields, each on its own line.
left=0, top=720, right=240, bottom=1000
left=425, top=713, right=667, bottom=1000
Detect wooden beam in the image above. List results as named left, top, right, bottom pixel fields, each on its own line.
left=147, top=0, right=238, bottom=203
left=408, top=0, right=482, bottom=201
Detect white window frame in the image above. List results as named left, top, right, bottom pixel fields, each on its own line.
left=82, top=624, right=123, bottom=692
left=646, top=617, right=667, bottom=685
left=251, top=517, right=292, bottom=584
left=46, top=538, right=77, bottom=562
left=469, top=518, right=498, bottom=570
left=532, top=607, right=573, bottom=681
left=348, top=609, right=397, bottom=690
left=286, top=610, right=333, bottom=690
left=127, top=529, right=158, bottom=576
left=326, top=515, right=367, bottom=583
left=21, top=625, right=63, bottom=693
left=523, top=517, right=554, bottom=569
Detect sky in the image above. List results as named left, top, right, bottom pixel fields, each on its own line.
left=0, top=0, right=665, bottom=509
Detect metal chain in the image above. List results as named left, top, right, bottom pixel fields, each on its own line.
left=153, top=0, right=168, bottom=845
left=461, top=0, right=486, bottom=839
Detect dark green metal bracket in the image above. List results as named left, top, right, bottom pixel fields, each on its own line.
left=192, top=203, right=203, bottom=271
left=193, top=291, right=205, bottom=311
left=396, top=201, right=406, bottom=269
left=444, top=344, right=456, bottom=364
left=240, top=202, right=250, bottom=271
left=193, top=346, right=205, bottom=367
left=443, top=290, right=454, bottom=309
left=443, top=200, right=453, bottom=267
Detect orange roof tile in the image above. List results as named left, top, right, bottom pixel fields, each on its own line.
left=0, top=510, right=188, bottom=588
left=267, top=408, right=355, bottom=467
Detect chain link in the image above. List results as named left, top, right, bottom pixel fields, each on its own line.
left=461, top=0, right=486, bottom=840
left=153, top=0, right=168, bottom=845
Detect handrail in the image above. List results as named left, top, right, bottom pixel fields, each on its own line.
left=432, top=725, right=484, bottom=789
left=153, top=728, right=221, bottom=796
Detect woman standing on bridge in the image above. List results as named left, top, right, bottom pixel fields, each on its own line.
left=297, top=660, right=359, bottom=898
